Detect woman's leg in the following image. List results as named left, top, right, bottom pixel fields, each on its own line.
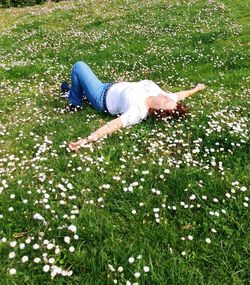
left=68, top=61, right=108, bottom=110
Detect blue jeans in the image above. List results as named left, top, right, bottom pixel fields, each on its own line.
left=68, top=61, right=114, bottom=111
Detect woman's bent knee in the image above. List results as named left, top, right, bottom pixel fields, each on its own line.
left=74, top=61, right=87, bottom=71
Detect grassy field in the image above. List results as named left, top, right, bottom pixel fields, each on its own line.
left=0, top=0, right=249, bottom=284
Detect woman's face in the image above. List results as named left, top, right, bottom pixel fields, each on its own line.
left=157, top=94, right=177, bottom=110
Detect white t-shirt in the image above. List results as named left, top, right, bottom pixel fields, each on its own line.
left=106, top=80, right=178, bottom=127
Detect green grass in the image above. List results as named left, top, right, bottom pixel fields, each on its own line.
left=0, top=0, right=249, bottom=284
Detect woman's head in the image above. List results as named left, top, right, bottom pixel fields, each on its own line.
left=148, top=94, right=177, bottom=111
left=148, top=102, right=189, bottom=119
left=147, top=93, right=187, bottom=119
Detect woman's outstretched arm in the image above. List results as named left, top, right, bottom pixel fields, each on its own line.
left=174, top=83, right=206, bottom=101
left=69, top=117, right=123, bottom=151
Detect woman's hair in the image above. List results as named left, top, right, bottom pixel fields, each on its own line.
left=148, top=102, right=189, bottom=120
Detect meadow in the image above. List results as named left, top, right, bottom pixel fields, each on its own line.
left=0, top=0, right=249, bottom=284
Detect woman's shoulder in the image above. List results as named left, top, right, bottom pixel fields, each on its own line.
left=140, top=79, right=154, bottom=84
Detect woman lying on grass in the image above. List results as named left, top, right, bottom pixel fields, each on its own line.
left=61, top=61, right=206, bottom=151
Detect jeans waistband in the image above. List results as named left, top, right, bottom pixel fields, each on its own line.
left=103, top=82, right=116, bottom=114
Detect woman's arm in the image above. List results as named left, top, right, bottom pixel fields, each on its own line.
left=174, top=83, right=206, bottom=101
left=69, top=117, right=123, bottom=151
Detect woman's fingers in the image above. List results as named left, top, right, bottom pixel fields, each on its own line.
left=200, top=84, right=206, bottom=90
left=196, top=83, right=206, bottom=90
left=68, top=140, right=91, bottom=151
left=69, top=142, right=79, bottom=148
left=68, top=142, right=81, bottom=151
left=69, top=146, right=79, bottom=151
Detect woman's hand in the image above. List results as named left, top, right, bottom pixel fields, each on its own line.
left=194, top=83, right=206, bottom=92
left=68, top=138, right=88, bottom=151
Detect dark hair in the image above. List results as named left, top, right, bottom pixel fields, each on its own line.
left=148, top=102, right=189, bottom=119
